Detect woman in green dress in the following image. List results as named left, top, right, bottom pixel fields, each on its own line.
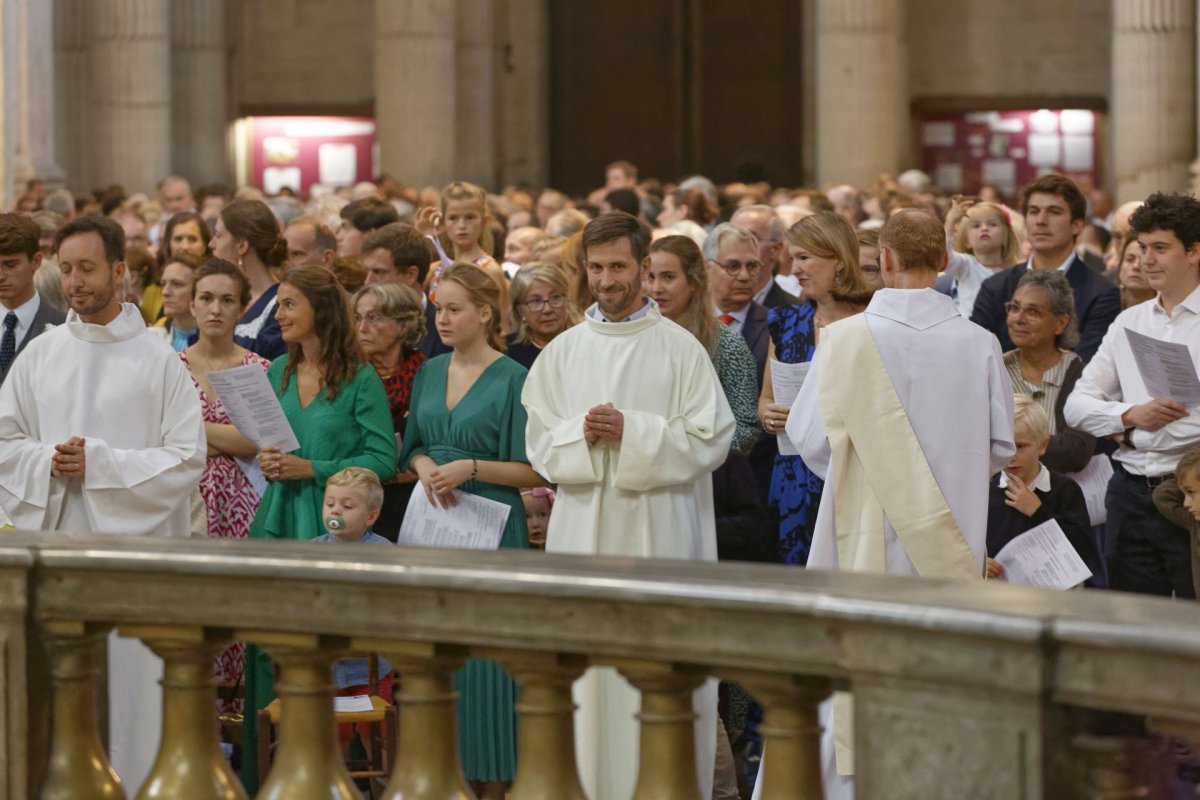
left=242, top=265, right=396, bottom=790
left=400, top=262, right=545, bottom=799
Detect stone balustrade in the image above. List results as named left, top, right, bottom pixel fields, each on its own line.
left=2, top=533, right=1198, bottom=798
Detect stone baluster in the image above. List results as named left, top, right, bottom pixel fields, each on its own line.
left=251, top=633, right=361, bottom=800
left=614, top=660, right=708, bottom=800
left=364, top=640, right=473, bottom=800
left=38, top=621, right=124, bottom=800
left=733, top=672, right=828, bottom=800
left=484, top=650, right=586, bottom=800
left=119, top=625, right=246, bottom=800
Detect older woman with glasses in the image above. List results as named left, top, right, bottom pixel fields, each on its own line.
left=352, top=282, right=428, bottom=539
left=1003, top=269, right=1096, bottom=473
left=505, top=262, right=583, bottom=368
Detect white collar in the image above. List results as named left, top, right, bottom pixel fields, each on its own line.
left=864, top=287, right=960, bottom=331
left=1026, top=252, right=1076, bottom=273
left=998, top=463, right=1051, bottom=492
left=1, top=291, right=40, bottom=331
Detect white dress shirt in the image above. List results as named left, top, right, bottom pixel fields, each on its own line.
left=1064, top=284, right=1200, bottom=476
left=1, top=292, right=41, bottom=351
left=713, top=304, right=750, bottom=334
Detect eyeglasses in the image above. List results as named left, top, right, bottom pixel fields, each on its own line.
left=1004, top=301, right=1049, bottom=320
left=354, top=312, right=392, bottom=327
left=710, top=259, right=763, bottom=277
left=522, top=294, right=566, bottom=312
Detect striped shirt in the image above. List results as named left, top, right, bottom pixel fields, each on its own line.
left=1003, top=349, right=1078, bottom=435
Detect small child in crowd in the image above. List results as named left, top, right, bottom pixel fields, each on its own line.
left=985, top=396, right=1099, bottom=583
left=313, top=467, right=394, bottom=750
left=521, top=486, right=554, bottom=550
left=1152, top=446, right=1200, bottom=599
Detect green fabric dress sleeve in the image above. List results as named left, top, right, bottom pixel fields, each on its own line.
left=497, top=362, right=530, bottom=465
left=309, top=366, right=398, bottom=482
left=397, top=360, right=430, bottom=471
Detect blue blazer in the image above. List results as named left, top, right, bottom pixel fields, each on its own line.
left=969, top=254, right=1120, bottom=362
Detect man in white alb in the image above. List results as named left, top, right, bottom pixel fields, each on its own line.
left=781, top=209, right=1014, bottom=799
left=0, top=214, right=205, bottom=791
left=522, top=210, right=735, bottom=800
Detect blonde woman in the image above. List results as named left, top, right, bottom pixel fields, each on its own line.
left=506, top=262, right=583, bottom=368
left=398, top=262, right=545, bottom=800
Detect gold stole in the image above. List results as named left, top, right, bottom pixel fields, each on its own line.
left=817, top=314, right=982, bottom=774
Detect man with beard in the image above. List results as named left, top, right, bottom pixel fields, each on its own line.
left=521, top=211, right=734, bottom=800
left=0, top=214, right=205, bottom=791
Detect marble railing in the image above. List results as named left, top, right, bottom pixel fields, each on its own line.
left=6, top=533, right=1200, bottom=799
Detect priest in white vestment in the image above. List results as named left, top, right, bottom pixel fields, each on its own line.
left=523, top=212, right=735, bottom=800
left=774, top=210, right=1015, bottom=800
left=0, top=216, right=205, bottom=793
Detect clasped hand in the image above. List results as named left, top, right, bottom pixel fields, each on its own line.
left=416, top=458, right=473, bottom=508
left=584, top=403, right=624, bottom=444
left=258, top=446, right=314, bottom=481
left=51, top=436, right=86, bottom=478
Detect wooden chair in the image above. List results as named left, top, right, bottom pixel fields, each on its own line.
left=257, top=653, right=398, bottom=797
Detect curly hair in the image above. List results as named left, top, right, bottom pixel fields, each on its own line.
left=352, top=282, right=426, bottom=355
left=277, top=266, right=363, bottom=402
left=1129, top=192, right=1200, bottom=252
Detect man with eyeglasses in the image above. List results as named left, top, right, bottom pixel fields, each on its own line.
left=970, top=173, right=1120, bottom=362
left=731, top=205, right=801, bottom=310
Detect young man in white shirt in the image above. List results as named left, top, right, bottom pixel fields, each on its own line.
left=0, top=213, right=65, bottom=384
left=1065, top=192, right=1200, bottom=597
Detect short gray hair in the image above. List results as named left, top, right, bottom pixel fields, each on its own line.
left=702, top=223, right=759, bottom=261
left=732, top=205, right=786, bottom=243
left=1014, top=269, right=1079, bottom=350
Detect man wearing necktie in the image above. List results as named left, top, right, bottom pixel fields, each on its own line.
left=0, top=214, right=65, bottom=384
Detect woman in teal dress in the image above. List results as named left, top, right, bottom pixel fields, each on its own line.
left=242, top=265, right=396, bottom=790
left=400, top=262, right=545, bottom=799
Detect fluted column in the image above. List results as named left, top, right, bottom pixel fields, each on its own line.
left=375, top=641, right=473, bottom=800
left=495, top=0, right=549, bottom=188
left=1112, top=0, right=1196, bottom=202
left=38, top=623, right=124, bottom=800
left=123, top=626, right=246, bottom=800
left=91, top=0, right=170, bottom=192
left=454, top=0, right=496, bottom=189
left=375, top=0, right=457, bottom=188
left=171, top=0, right=227, bottom=187
left=814, top=0, right=900, bottom=187
left=53, top=0, right=93, bottom=192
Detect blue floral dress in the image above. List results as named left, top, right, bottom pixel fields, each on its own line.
left=767, top=302, right=823, bottom=565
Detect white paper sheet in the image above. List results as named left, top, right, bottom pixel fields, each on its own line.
left=334, top=695, right=374, bottom=713
left=994, top=519, right=1092, bottom=590
left=206, top=365, right=302, bottom=452
left=397, top=488, right=510, bottom=550
left=773, top=360, right=810, bottom=457
left=1125, top=329, right=1200, bottom=407
left=1065, top=454, right=1113, bottom=527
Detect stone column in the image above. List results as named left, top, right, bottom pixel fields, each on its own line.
left=12, top=0, right=64, bottom=189
left=495, top=0, right=549, bottom=188
left=813, top=0, right=901, bottom=188
left=375, top=0, right=457, bottom=190
left=455, top=0, right=496, bottom=189
left=91, top=0, right=171, bottom=192
left=1112, top=0, right=1196, bottom=202
left=171, top=0, right=227, bottom=187
left=54, top=0, right=93, bottom=192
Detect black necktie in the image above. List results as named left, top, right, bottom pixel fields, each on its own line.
left=0, top=312, right=16, bottom=375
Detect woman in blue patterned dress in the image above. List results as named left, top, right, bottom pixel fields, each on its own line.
left=758, top=211, right=873, bottom=564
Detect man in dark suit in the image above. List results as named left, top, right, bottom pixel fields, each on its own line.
left=732, top=205, right=802, bottom=310
left=970, top=174, right=1120, bottom=362
left=0, top=214, right=66, bottom=384
left=361, top=222, right=451, bottom=358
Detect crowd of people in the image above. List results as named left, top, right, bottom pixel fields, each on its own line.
left=1, top=161, right=1198, bottom=799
